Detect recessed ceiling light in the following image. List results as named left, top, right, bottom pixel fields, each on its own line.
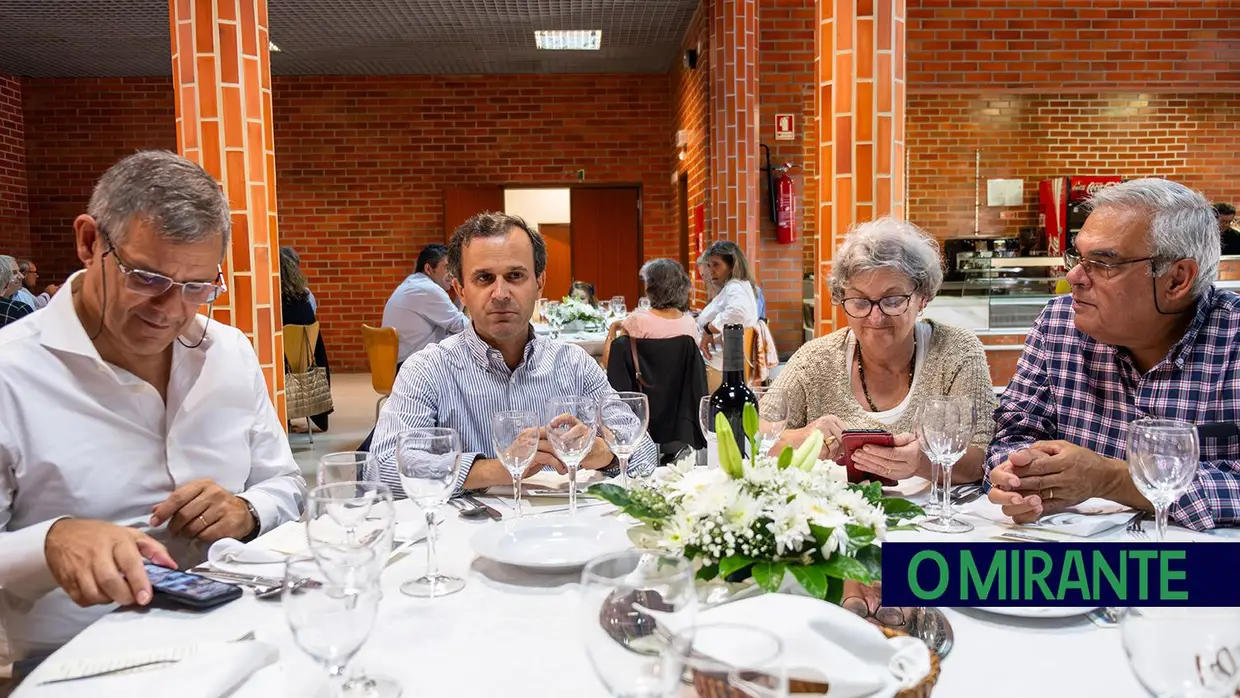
left=268, top=41, right=281, bottom=52
left=534, top=30, right=601, bottom=51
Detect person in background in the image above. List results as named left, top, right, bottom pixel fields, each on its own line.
left=0, top=256, right=32, bottom=329
left=1214, top=203, right=1240, bottom=255
left=767, top=218, right=996, bottom=484
left=569, top=280, right=599, bottom=307
left=695, top=240, right=759, bottom=371
left=988, top=179, right=1240, bottom=531
left=382, top=243, right=468, bottom=365
left=602, top=259, right=700, bottom=367
left=14, top=261, right=56, bottom=311
left=279, top=247, right=316, bottom=312
left=281, top=247, right=333, bottom=433
left=366, top=212, right=657, bottom=495
left=0, top=150, right=305, bottom=673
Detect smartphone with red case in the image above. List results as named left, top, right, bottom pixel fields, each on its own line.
left=838, top=429, right=898, bottom=487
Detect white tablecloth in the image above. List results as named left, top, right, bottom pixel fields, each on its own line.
left=532, top=323, right=608, bottom=357
left=16, top=480, right=1235, bottom=698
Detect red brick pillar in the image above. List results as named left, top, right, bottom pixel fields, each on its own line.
left=709, top=0, right=761, bottom=265
left=814, top=0, right=906, bottom=336
left=169, top=0, right=285, bottom=420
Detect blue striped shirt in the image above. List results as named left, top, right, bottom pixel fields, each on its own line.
left=365, top=322, right=659, bottom=497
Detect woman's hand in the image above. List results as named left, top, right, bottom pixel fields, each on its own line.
left=698, top=330, right=714, bottom=361
left=851, top=432, right=927, bottom=481
left=767, top=415, right=845, bottom=460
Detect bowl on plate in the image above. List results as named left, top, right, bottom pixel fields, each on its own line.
left=469, top=514, right=632, bottom=573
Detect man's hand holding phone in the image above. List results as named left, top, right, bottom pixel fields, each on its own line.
left=44, top=519, right=176, bottom=608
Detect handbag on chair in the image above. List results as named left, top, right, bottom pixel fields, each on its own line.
left=285, top=325, right=333, bottom=420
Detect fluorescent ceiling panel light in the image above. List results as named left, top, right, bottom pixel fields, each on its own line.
left=534, top=30, right=601, bottom=50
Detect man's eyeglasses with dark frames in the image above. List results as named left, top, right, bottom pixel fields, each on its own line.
left=838, top=294, right=913, bottom=319
left=1063, top=247, right=1155, bottom=281
left=101, top=229, right=226, bottom=304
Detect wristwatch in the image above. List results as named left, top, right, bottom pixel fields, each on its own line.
left=239, top=497, right=261, bottom=543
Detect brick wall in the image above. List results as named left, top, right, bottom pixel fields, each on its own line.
left=907, top=92, right=1240, bottom=242
left=670, top=1, right=710, bottom=286
left=0, top=75, right=28, bottom=260
left=907, top=0, right=1240, bottom=91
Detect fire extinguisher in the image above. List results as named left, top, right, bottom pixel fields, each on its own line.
left=776, top=164, right=798, bottom=244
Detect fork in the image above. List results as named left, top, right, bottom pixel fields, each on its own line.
left=1126, top=511, right=1148, bottom=539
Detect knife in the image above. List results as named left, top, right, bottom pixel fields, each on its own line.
left=463, top=494, right=504, bottom=521
left=188, top=567, right=286, bottom=589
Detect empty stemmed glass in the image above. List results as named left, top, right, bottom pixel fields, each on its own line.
left=751, top=388, right=788, bottom=457
left=318, top=452, right=368, bottom=487
left=915, top=397, right=976, bottom=534
left=637, top=297, right=652, bottom=312
left=544, top=397, right=600, bottom=515
left=1126, top=418, right=1200, bottom=542
left=306, top=481, right=393, bottom=549
left=610, top=296, right=627, bottom=318
left=1122, top=607, right=1240, bottom=698
left=600, top=392, right=650, bottom=485
left=396, top=427, right=465, bottom=597
left=545, top=300, right=563, bottom=338
left=492, top=410, right=540, bottom=518
left=699, top=396, right=720, bottom=469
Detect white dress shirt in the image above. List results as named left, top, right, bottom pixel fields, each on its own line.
left=11, top=287, right=48, bottom=311
left=382, top=273, right=468, bottom=362
left=0, top=274, right=306, bottom=662
left=696, top=279, right=760, bottom=371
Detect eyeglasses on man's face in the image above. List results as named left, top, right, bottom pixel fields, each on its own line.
left=101, top=230, right=226, bottom=304
left=1063, top=247, right=1155, bottom=281
left=838, top=293, right=913, bottom=319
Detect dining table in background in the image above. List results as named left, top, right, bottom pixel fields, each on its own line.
left=532, top=323, right=608, bottom=358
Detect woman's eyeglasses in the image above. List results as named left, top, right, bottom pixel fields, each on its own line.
left=103, top=232, right=226, bottom=304
left=838, top=294, right=913, bottom=319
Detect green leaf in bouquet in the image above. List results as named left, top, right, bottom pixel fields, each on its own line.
left=777, top=446, right=794, bottom=470
left=586, top=483, right=669, bottom=524
left=824, top=576, right=844, bottom=605
left=855, top=545, right=883, bottom=581
left=843, top=524, right=876, bottom=548
left=696, top=562, right=720, bottom=582
left=850, top=481, right=883, bottom=505
left=879, top=497, right=925, bottom=519
left=586, top=483, right=633, bottom=507
left=714, top=412, right=744, bottom=479
left=819, top=553, right=875, bottom=584
left=752, top=562, right=787, bottom=593
left=808, top=524, right=834, bottom=547
left=718, top=555, right=755, bottom=579
left=743, top=402, right=759, bottom=440
left=788, top=563, right=829, bottom=600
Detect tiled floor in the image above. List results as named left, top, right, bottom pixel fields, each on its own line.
left=286, top=373, right=382, bottom=487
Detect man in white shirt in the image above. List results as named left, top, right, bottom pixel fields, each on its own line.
left=382, top=243, right=468, bottom=363
left=0, top=150, right=306, bottom=669
left=13, top=260, right=56, bottom=311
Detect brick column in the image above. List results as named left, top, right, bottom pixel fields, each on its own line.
left=709, top=0, right=760, bottom=264
left=814, top=0, right=906, bottom=336
left=169, top=0, right=284, bottom=420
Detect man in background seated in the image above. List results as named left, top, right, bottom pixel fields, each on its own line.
left=0, top=256, right=32, bottom=329
left=0, top=150, right=306, bottom=671
left=383, top=242, right=468, bottom=365
left=366, top=212, right=658, bottom=494
left=14, top=260, right=56, bottom=311
left=987, top=178, right=1240, bottom=531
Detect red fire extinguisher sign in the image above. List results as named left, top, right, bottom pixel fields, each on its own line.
left=776, top=168, right=797, bottom=244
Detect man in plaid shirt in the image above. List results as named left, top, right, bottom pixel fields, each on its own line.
left=987, top=178, right=1240, bottom=531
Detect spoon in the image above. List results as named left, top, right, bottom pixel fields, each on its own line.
left=449, top=497, right=489, bottom=519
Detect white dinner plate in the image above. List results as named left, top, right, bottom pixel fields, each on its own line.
left=974, top=606, right=1100, bottom=619
left=470, top=515, right=632, bottom=572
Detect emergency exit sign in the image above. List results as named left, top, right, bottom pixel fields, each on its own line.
left=775, top=114, right=795, bottom=140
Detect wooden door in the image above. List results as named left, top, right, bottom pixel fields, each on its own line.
left=540, top=223, right=573, bottom=301
left=443, top=187, right=505, bottom=241
left=569, top=187, right=641, bottom=308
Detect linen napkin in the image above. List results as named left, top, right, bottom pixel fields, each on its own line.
left=207, top=538, right=287, bottom=576
left=489, top=469, right=610, bottom=497
left=648, top=593, right=931, bottom=698
left=17, top=639, right=278, bottom=698
left=978, top=498, right=1135, bottom=537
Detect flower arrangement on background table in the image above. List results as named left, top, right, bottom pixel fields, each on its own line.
left=588, top=404, right=925, bottom=603
left=543, top=296, right=606, bottom=332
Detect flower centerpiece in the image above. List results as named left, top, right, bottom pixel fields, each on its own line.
left=587, top=404, right=924, bottom=603
left=544, top=296, right=606, bottom=332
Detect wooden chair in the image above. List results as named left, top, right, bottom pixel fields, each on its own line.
left=283, top=322, right=321, bottom=442
left=361, top=325, right=400, bottom=421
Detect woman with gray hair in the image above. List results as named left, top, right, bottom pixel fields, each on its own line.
left=602, top=258, right=700, bottom=366
left=0, top=255, right=33, bottom=329
left=767, top=217, right=996, bottom=485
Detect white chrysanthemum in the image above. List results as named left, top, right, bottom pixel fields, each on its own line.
left=659, top=511, right=697, bottom=553
left=683, top=478, right=736, bottom=519
left=820, top=525, right=850, bottom=557
left=724, top=489, right=764, bottom=530
left=767, top=498, right=811, bottom=556
left=804, top=497, right=851, bottom=530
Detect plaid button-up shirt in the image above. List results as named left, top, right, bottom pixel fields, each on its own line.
left=986, top=289, right=1240, bottom=531
left=0, top=297, right=32, bottom=330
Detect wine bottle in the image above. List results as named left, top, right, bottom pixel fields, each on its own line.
left=709, top=323, right=757, bottom=457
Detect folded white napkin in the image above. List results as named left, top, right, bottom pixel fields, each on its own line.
left=980, top=498, right=1135, bottom=537
left=650, top=594, right=931, bottom=698
left=490, top=469, right=610, bottom=497
left=18, top=640, right=278, bottom=698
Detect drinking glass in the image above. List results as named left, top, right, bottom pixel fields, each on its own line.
left=637, top=297, right=652, bottom=312
left=915, top=397, right=976, bottom=534
left=545, top=397, right=600, bottom=515
left=318, top=452, right=368, bottom=487
left=1126, top=418, right=1199, bottom=542
left=1122, top=607, right=1240, bottom=698
left=545, top=300, right=563, bottom=337
left=699, top=396, right=719, bottom=469
left=611, top=296, right=628, bottom=318
left=305, top=481, right=394, bottom=550
left=492, top=410, right=539, bottom=517
left=668, top=624, right=788, bottom=698
left=600, top=392, right=650, bottom=485
left=751, top=388, right=788, bottom=457
left=396, top=427, right=465, bottom=597
left=284, top=554, right=388, bottom=698
left=580, top=551, right=698, bottom=698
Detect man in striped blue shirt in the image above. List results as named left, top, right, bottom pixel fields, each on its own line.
left=366, top=212, right=658, bottom=496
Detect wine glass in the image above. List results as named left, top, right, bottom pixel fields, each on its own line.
left=396, top=427, right=465, bottom=597
left=545, top=300, right=562, bottom=337
left=284, top=553, right=388, bottom=698
left=699, top=396, right=720, bottom=469
left=637, top=297, right=652, bottom=312
left=1126, top=418, right=1200, bottom=542
left=610, top=296, right=627, bottom=318
left=305, top=481, right=393, bottom=549
left=915, top=396, right=976, bottom=534
left=318, top=452, right=368, bottom=487
left=668, top=624, right=788, bottom=698
left=544, top=397, right=600, bottom=515
left=600, top=392, right=650, bottom=485
left=1122, top=607, right=1240, bottom=697
left=580, top=551, right=698, bottom=698
left=492, top=410, right=539, bottom=518
left=751, top=388, right=788, bottom=457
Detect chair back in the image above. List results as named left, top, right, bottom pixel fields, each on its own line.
left=362, top=324, right=400, bottom=396
left=743, top=327, right=757, bottom=385
left=283, top=323, right=320, bottom=373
